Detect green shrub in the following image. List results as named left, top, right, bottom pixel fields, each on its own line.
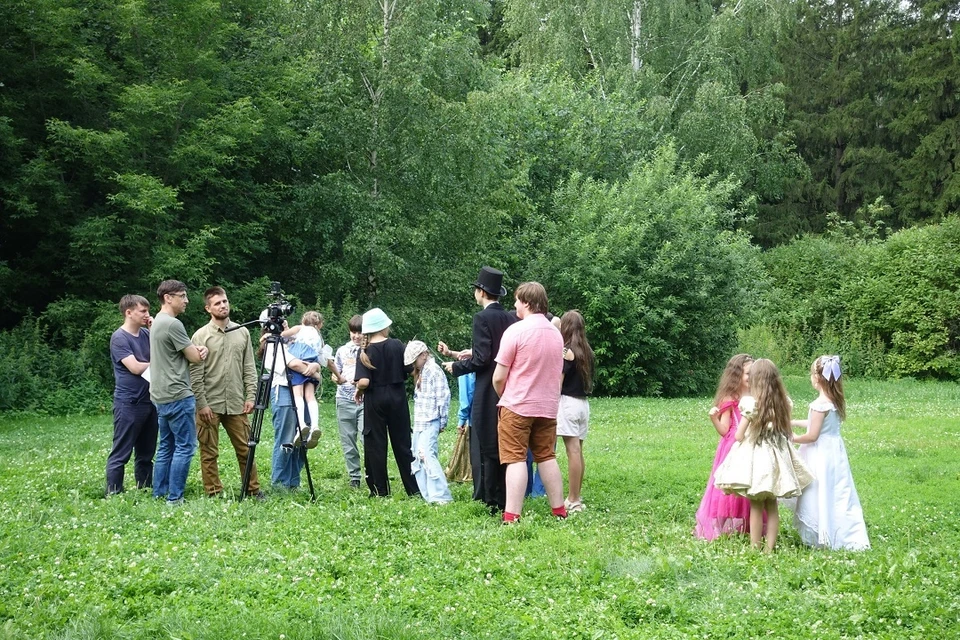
left=0, top=316, right=112, bottom=414
left=847, top=217, right=960, bottom=378
left=748, top=215, right=960, bottom=379
left=531, top=145, right=762, bottom=396
left=0, top=320, right=47, bottom=411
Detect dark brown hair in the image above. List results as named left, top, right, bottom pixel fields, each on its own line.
left=348, top=314, right=363, bottom=333
left=156, top=280, right=187, bottom=303
left=476, top=287, right=500, bottom=302
left=560, top=310, right=594, bottom=394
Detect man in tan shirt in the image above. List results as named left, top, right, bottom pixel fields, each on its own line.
left=190, top=286, right=262, bottom=498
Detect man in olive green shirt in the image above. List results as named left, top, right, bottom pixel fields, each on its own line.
left=190, top=286, right=262, bottom=498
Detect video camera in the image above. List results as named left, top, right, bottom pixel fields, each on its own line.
left=262, top=281, right=295, bottom=335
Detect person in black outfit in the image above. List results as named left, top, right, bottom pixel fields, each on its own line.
left=354, top=308, right=419, bottom=497
left=442, top=267, right=517, bottom=513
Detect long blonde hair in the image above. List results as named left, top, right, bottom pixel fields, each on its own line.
left=812, top=355, right=846, bottom=420
left=746, top=359, right=792, bottom=441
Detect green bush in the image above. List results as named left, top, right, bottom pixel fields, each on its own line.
left=531, top=145, right=762, bottom=396
left=748, top=215, right=960, bottom=379
left=0, top=320, right=47, bottom=411
left=0, top=317, right=111, bottom=414
left=848, top=217, right=960, bottom=378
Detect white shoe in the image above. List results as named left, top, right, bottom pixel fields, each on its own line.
left=292, top=425, right=309, bottom=447
left=564, top=498, right=585, bottom=513
left=305, top=426, right=322, bottom=449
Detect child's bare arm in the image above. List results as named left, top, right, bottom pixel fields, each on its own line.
left=281, top=324, right=302, bottom=338
left=793, top=411, right=826, bottom=444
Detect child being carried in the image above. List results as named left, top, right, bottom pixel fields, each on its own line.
left=282, top=311, right=342, bottom=448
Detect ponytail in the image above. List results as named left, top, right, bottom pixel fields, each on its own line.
left=359, top=333, right=377, bottom=370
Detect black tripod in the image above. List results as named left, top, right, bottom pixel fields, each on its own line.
left=229, top=322, right=316, bottom=502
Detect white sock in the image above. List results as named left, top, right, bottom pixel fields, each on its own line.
left=294, top=394, right=308, bottom=430
left=307, top=399, right=320, bottom=431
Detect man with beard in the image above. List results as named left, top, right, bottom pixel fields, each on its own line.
left=442, top=266, right=517, bottom=514
left=189, top=286, right=263, bottom=498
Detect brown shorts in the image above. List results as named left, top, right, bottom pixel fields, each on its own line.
left=497, top=406, right=558, bottom=464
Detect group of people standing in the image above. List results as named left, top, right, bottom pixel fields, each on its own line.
left=107, top=281, right=263, bottom=504
left=693, top=354, right=871, bottom=552
left=338, top=267, right=596, bottom=522
left=105, top=268, right=596, bottom=524
left=105, top=275, right=872, bottom=548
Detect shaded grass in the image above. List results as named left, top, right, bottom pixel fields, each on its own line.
left=0, top=377, right=958, bottom=638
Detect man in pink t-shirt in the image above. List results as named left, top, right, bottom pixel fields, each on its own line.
left=492, top=281, right=567, bottom=523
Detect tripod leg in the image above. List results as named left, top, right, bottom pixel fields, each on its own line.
left=239, top=399, right=266, bottom=501
left=302, top=446, right=316, bottom=501
left=240, top=440, right=258, bottom=501
left=239, top=338, right=276, bottom=502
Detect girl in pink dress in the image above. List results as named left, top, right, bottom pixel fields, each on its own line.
left=694, top=354, right=755, bottom=539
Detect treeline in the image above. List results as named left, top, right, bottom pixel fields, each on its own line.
left=0, top=0, right=957, bottom=411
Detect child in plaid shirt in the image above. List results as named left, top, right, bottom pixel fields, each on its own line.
left=404, top=340, right=453, bottom=504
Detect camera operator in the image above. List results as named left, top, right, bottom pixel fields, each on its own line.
left=257, top=311, right=322, bottom=490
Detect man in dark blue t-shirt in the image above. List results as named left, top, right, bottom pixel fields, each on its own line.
left=105, top=294, right=159, bottom=495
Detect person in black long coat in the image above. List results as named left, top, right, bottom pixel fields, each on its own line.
left=443, top=267, right=517, bottom=513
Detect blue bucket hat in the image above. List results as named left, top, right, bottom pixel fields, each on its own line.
left=362, top=307, right=392, bottom=334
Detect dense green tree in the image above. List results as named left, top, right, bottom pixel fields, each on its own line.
left=890, top=0, right=960, bottom=223
left=501, top=0, right=805, bottom=240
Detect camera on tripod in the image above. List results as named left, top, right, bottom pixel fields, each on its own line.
left=262, top=281, right=295, bottom=335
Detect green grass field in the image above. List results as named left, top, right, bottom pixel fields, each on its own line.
left=1, top=378, right=958, bottom=639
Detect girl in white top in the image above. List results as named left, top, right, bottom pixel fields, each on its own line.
left=790, top=355, right=870, bottom=550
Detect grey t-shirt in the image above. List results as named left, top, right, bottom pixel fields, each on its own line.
left=149, top=311, right=194, bottom=404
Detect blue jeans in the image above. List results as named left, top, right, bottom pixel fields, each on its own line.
left=271, top=386, right=304, bottom=488
left=153, top=396, right=197, bottom=502
left=411, top=419, right=452, bottom=503
left=526, top=449, right=546, bottom=498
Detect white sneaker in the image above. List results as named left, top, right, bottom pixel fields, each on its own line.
left=292, top=425, right=309, bottom=447
left=564, top=498, right=585, bottom=513
left=305, top=426, right=322, bottom=449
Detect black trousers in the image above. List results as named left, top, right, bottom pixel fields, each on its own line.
left=470, top=420, right=482, bottom=500
left=480, top=454, right=506, bottom=513
left=362, top=386, right=419, bottom=497
left=106, top=400, right=159, bottom=494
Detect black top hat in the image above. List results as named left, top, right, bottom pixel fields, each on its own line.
left=472, top=266, right=507, bottom=297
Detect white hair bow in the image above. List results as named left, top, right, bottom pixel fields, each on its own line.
left=821, top=355, right=841, bottom=381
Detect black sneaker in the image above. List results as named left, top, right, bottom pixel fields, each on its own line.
left=350, top=479, right=361, bottom=489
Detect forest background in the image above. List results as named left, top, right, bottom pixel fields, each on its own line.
left=1, top=0, right=958, bottom=413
